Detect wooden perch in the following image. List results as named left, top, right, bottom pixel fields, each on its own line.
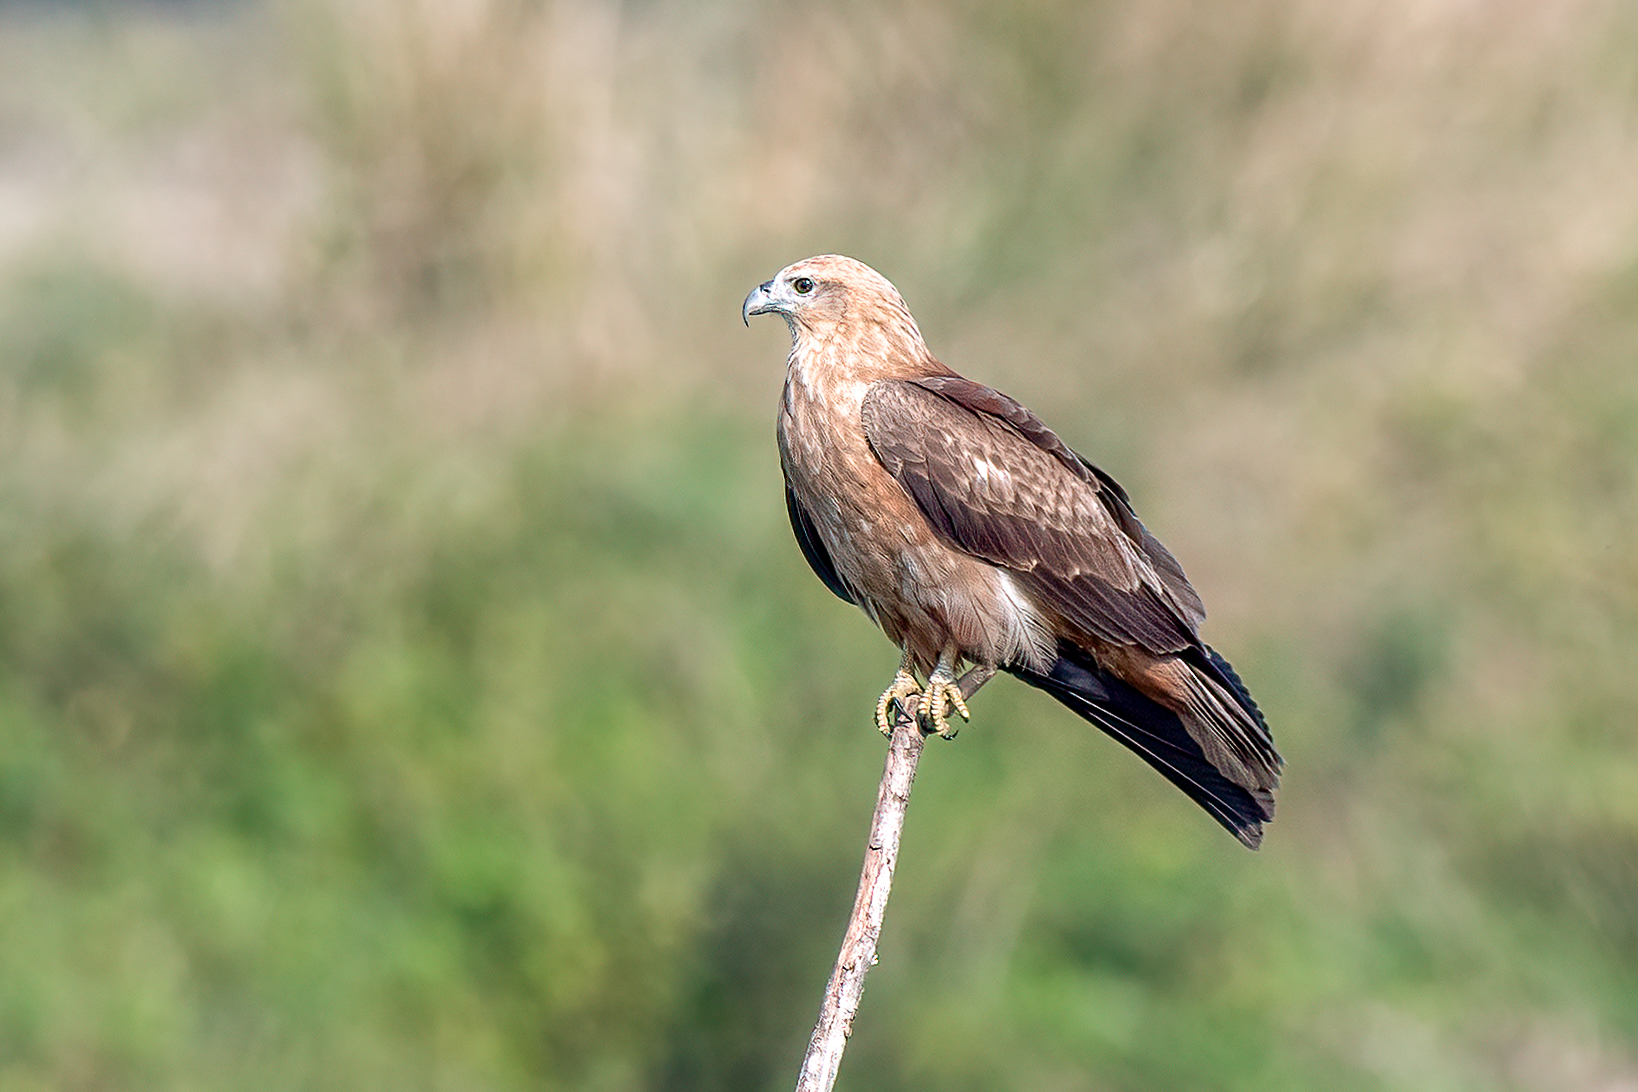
left=794, top=700, right=929, bottom=1092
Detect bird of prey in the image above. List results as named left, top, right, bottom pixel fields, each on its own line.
left=743, top=255, right=1282, bottom=848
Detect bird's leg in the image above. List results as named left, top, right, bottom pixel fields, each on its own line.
left=920, top=645, right=971, bottom=740
left=875, top=650, right=923, bottom=738
left=956, top=663, right=997, bottom=702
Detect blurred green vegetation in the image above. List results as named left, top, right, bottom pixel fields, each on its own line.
left=2, top=0, right=1637, bottom=1089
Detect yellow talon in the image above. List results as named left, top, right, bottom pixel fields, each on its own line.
left=920, top=676, right=971, bottom=740
left=876, top=670, right=923, bottom=737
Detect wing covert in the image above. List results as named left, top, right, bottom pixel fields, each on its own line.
left=861, top=377, right=1202, bottom=654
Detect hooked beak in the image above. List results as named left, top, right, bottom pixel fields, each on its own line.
left=742, top=280, right=777, bottom=326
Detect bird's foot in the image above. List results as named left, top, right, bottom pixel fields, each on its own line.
left=875, top=670, right=923, bottom=737
left=919, top=673, right=971, bottom=740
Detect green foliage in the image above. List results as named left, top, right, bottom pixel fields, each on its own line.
left=2, top=1, right=1637, bottom=1089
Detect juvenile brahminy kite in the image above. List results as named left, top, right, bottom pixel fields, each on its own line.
left=743, top=255, right=1282, bottom=848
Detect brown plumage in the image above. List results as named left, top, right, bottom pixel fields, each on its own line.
left=743, top=254, right=1282, bottom=848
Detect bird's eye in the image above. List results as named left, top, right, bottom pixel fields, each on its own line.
left=792, top=277, right=815, bottom=295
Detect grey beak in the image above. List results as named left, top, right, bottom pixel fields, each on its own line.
left=742, top=280, right=775, bottom=326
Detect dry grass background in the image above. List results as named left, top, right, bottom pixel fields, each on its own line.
left=2, top=0, right=1637, bottom=1089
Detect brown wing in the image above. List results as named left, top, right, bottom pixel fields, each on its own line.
left=861, top=376, right=1204, bottom=654
left=783, top=478, right=857, bottom=606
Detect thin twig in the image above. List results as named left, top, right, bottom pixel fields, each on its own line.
left=794, top=699, right=929, bottom=1092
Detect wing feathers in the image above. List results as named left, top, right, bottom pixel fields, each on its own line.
left=1031, top=570, right=1196, bottom=651
left=1007, top=645, right=1275, bottom=849
left=916, top=377, right=1208, bottom=629
left=862, top=378, right=1200, bottom=656
left=784, top=482, right=856, bottom=606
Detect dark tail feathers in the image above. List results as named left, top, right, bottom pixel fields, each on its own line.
left=1005, top=644, right=1280, bottom=849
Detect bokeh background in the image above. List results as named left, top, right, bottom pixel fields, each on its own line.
left=3, top=0, right=1637, bottom=1088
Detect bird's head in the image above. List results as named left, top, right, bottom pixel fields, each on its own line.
left=742, top=255, right=925, bottom=357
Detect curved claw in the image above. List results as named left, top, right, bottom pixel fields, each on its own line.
left=920, top=677, right=971, bottom=740
left=876, top=670, right=923, bottom=737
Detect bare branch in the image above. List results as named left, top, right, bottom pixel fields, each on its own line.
left=794, top=700, right=928, bottom=1092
